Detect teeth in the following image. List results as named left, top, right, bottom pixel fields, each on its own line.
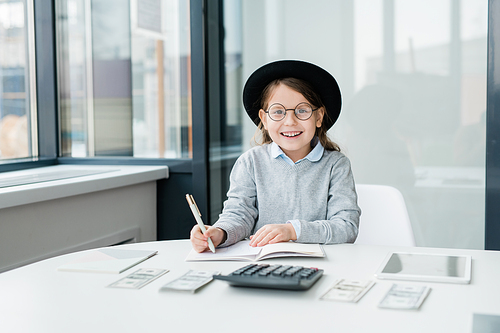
left=282, top=131, right=302, bottom=137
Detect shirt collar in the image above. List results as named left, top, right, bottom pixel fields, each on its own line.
left=271, top=139, right=324, bottom=165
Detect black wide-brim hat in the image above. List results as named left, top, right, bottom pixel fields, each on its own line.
left=242, top=60, right=341, bottom=130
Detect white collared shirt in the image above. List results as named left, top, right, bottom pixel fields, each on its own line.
left=270, top=139, right=324, bottom=166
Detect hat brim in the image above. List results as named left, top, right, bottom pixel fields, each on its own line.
left=242, top=60, right=341, bottom=130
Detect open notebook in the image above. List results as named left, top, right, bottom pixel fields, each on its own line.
left=185, top=240, right=324, bottom=262
left=57, top=248, right=158, bottom=274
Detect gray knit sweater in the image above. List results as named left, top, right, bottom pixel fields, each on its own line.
left=213, top=143, right=360, bottom=246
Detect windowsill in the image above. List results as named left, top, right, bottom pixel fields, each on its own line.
left=0, top=165, right=169, bottom=210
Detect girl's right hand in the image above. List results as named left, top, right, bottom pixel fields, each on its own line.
left=190, top=225, right=226, bottom=253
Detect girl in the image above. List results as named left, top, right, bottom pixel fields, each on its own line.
left=190, top=60, right=360, bottom=253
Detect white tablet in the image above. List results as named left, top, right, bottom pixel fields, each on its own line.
left=374, top=252, right=472, bottom=284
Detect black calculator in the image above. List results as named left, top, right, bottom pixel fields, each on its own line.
left=213, top=263, right=324, bottom=290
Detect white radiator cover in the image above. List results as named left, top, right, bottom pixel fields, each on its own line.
left=0, top=165, right=167, bottom=272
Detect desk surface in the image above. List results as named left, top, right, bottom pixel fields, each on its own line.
left=1, top=240, right=499, bottom=333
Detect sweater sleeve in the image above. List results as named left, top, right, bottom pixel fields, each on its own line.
left=212, top=156, right=258, bottom=247
left=296, top=155, right=360, bottom=244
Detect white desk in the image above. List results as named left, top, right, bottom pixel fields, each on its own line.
left=1, top=240, right=499, bottom=333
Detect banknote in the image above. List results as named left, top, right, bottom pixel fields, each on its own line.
left=160, top=270, right=219, bottom=293
left=107, top=268, right=169, bottom=289
left=378, top=284, right=431, bottom=310
left=321, top=279, right=375, bottom=303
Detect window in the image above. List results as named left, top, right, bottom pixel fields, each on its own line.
left=55, top=0, right=192, bottom=158
left=0, top=0, right=36, bottom=160
left=1, top=0, right=492, bottom=247
left=229, top=0, right=488, bottom=249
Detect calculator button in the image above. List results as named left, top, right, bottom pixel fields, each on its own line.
left=213, top=263, right=324, bottom=290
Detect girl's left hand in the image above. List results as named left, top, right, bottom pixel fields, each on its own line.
left=249, top=224, right=297, bottom=247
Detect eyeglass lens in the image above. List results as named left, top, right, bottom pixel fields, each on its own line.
left=267, top=103, right=313, bottom=121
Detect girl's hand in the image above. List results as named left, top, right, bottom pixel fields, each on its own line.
left=190, top=225, right=226, bottom=253
left=249, top=224, right=297, bottom=247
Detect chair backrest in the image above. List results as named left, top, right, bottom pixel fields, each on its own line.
left=354, top=184, right=416, bottom=246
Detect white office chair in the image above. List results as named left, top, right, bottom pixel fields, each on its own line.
left=354, top=184, right=416, bottom=247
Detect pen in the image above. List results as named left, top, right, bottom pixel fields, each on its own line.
left=185, top=194, right=216, bottom=253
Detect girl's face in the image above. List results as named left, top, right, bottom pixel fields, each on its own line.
left=259, top=83, right=324, bottom=162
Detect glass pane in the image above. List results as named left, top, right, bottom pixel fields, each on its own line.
left=234, top=0, right=487, bottom=249
left=131, top=0, right=192, bottom=158
left=56, top=0, right=191, bottom=158
left=209, top=0, right=245, bottom=223
left=56, top=0, right=89, bottom=157
left=0, top=0, right=33, bottom=160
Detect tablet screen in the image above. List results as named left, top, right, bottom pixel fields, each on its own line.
left=376, top=252, right=472, bottom=284
left=382, top=253, right=467, bottom=277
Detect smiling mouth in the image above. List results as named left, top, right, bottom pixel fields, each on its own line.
left=281, top=131, right=303, bottom=138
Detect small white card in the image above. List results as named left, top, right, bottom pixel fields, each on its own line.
left=160, top=270, right=220, bottom=293
left=107, top=268, right=169, bottom=289
left=321, top=279, right=375, bottom=303
left=378, top=284, right=431, bottom=310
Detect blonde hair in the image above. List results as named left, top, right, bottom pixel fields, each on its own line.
left=251, top=78, right=340, bottom=151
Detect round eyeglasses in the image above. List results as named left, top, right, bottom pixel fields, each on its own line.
left=265, top=102, right=318, bottom=122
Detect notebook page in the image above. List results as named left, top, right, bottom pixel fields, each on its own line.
left=258, top=242, right=324, bottom=259
left=186, top=240, right=261, bottom=261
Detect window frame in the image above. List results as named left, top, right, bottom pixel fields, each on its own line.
left=0, top=0, right=58, bottom=171
left=485, top=0, right=500, bottom=250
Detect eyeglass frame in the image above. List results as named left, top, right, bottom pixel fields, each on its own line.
left=264, top=102, right=319, bottom=122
